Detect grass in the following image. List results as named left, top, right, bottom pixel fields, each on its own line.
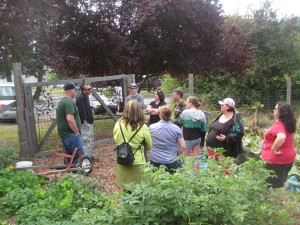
left=0, top=122, right=19, bottom=149
left=0, top=115, right=117, bottom=152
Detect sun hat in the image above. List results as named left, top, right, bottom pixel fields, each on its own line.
left=218, top=98, right=235, bottom=108
left=63, top=82, right=80, bottom=90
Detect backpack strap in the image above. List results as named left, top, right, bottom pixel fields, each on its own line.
left=119, top=122, right=143, bottom=144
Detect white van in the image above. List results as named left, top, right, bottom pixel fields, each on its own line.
left=0, top=83, right=17, bottom=122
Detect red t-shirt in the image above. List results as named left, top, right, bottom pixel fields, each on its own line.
left=261, top=121, right=296, bottom=164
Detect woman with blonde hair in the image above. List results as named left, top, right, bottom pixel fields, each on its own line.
left=149, top=105, right=185, bottom=174
left=178, top=96, right=206, bottom=169
left=113, top=100, right=152, bottom=189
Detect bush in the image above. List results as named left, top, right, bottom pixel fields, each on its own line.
left=0, top=147, right=19, bottom=168
left=0, top=160, right=299, bottom=224
left=111, top=158, right=290, bottom=225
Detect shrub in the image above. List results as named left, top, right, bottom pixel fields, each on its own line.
left=112, top=159, right=290, bottom=225
left=0, top=147, right=19, bottom=168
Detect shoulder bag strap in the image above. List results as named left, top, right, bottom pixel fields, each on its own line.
left=119, top=122, right=143, bottom=144
left=119, top=122, right=127, bottom=142
left=128, top=124, right=143, bottom=143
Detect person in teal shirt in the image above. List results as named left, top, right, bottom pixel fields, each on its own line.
left=178, top=96, right=206, bottom=170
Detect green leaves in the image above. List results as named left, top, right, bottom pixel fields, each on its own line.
left=0, top=147, right=19, bottom=168
left=0, top=160, right=298, bottom=224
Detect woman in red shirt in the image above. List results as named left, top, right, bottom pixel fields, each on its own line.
left=261, top=101, right=297, bottom=189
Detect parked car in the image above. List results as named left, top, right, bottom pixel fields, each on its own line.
left=0, top=83, right=17, bottom=122
left=89, top=92, right=117, bottom=115
left=112, top=86, right=124, bottom=112
left=152, top=79, right=162, bottom=89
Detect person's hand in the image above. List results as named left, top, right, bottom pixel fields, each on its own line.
left=273, top=150, right=282, bottom=155
left=216, top=134, right=226, bottom=142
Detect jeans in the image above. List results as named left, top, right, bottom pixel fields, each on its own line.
left=60, top=134, right=85, bottom=164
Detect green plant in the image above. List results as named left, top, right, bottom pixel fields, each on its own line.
left=0, top=147, right=19, bottom=168
left=242, top=132, right=263, bottom=154
left=111, top=159, right=289, bottom=225
left=14, top=173, right=105, bottom=224
left=160, top=73, right=188, bottom=94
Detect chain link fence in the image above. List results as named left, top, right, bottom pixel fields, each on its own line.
left=1, top=85, right=299, bottom=151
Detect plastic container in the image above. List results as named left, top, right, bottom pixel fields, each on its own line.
left=15, top=161, right=33, bottom=168
left=287, top=175, right=300, bottom=191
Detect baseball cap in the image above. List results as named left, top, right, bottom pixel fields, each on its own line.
left=63, top=82, right=80, bottom=90
left=129, top=83, right=138, bottom=89
left=218, top=98, right=235, bottom=108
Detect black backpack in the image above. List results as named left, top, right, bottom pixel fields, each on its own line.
left=114, top=123, right=143, bottom=166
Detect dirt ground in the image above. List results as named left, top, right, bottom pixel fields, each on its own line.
left=22, top=142, right=122, bottom=194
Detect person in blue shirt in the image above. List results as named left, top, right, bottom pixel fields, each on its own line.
left=149, top=105, right=185, bottom=174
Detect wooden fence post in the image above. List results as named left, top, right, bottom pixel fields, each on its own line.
left=13, top=63, right=31, bottom=156
left=189, top=73, right=194, bottom=96
left=287, top=75, right=291, bottom=105
left=126, top=74, right=135, bottom=96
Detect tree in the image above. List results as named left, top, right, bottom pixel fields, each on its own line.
left=117, top=0, right=224, bottom=77
left=217, top=19, right=256, bottom=75
left=43, top=0, right=124, bottom=77
left=246, top=1, right=300, bottom=92
left=0, top=0, right=51, bottom=81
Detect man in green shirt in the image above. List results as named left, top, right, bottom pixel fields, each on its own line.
left=56, top=82, right=84, bottom=163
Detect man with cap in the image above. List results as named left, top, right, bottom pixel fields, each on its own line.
left=205, top=97, right=244, bottom=158
left=56, top=82, right=85, bottom=163
left=76, top=83, right=96, bottom=160
left=125, top=82, right=144, bottom=108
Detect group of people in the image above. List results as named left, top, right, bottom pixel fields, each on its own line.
left=56, top=81, right=297, bottom=191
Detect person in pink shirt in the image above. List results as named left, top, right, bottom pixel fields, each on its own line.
left=261, top=101, right=297, bottom=189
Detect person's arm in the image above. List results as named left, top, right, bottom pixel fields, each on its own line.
left=146, top=104, right=153, bottom=113
left=125, top=96, right=130, bottom=104
left=143, top=125, right=152, bottom=151
left=66, top=114, right=80, bottom=136
left=150, top=109, right=159, bottom=115
left=271, top=133, right=286, bottom=155
left=177, top=137, right=185, bottom=154
left=139, top=95, right=145, bottom=109
left=76, top=96, right=87, bottom=124
left=226, top=115, right=244, bottom=144
left=146, top=102, right=160, bottom=115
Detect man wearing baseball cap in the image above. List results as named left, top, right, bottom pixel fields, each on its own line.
left=125, top=82, right=144, bottom=108
left=56, top=82, right=85, bottom=163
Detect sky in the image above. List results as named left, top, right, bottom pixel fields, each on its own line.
left=220, top=0, right=300, bottom=18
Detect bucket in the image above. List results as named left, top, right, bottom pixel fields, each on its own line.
left=15, top=161, right=33, bottom=168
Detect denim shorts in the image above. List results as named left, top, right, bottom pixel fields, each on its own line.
left=60, top=134, right=85, bottom=163
left=185, top=138, right=201, bottom=149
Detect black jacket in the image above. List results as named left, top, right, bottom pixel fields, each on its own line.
left=76, top=93, right=94, bottom=124
left=208, top=112, right=244, bottom=157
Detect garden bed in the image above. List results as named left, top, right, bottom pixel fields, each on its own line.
left=21, top=142, right=121, bottom=194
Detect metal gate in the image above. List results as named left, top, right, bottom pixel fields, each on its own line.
left=17, top=71, right=134, bottom=156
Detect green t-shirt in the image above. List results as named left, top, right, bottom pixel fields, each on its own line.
left=56, top=97, right=81, bottom=137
